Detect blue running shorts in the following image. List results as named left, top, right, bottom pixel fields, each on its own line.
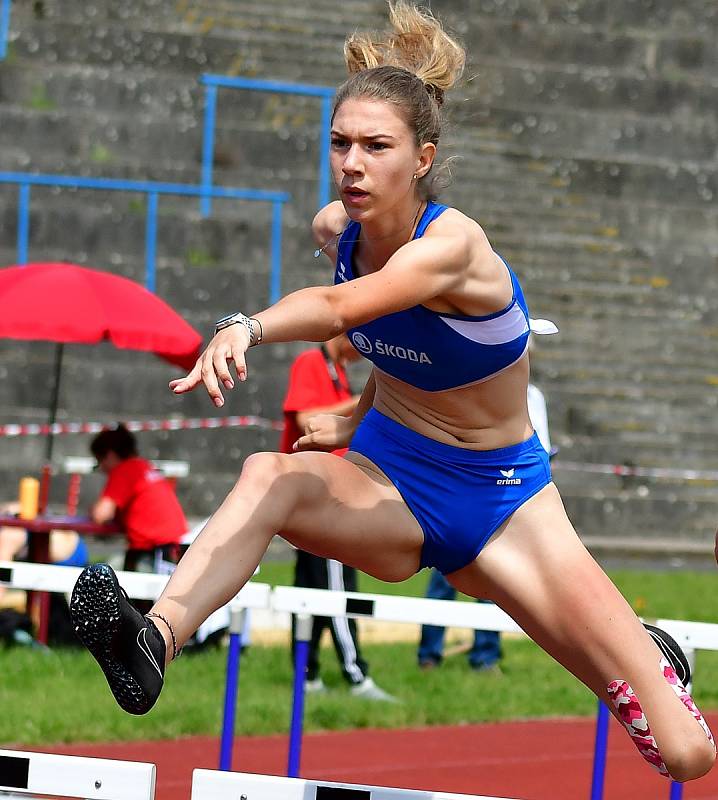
left=349, top=408, right=552, bottom=574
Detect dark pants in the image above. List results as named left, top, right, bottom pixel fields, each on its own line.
left=291, top=550, right=368, bottom=685
left=124, top=544, right=181, bottom=614
left=418, top=569, right=501, bottom=668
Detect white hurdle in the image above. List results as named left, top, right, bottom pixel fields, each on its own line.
left=0, top=560, right=272, bottom=608
left=191, top=770, right=519, bottom=800
left=0, top=749, right=155, bottom=800
left=272, top=585, right=524, bottom=633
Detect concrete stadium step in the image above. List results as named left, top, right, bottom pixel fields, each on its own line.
left=12, top=0, right=384, bottom=38
left=0, top=60, right=331, bottom=128
left=441, top=0, right=718, bottom=35
left=451, top=103, right=718, bottom=164
left=542, top=317, right=718, bottom=347
left=10, top=4, right=718, bottom=88
left=553, top=467, right=718, bottom=496
left=0, top=337, right=288, bottom=422
left=8, top=19, right=345, bottom=80
left=0, top=62, right=203, bottom=119
left=461, top=60, right=718, bottom=119
left=544, top=373, right=717, bottom=405
left=534, top=342, right=718, bottom=374
left=0, top=103, right=202, bottom=167
left=552, top=433, right=717, bottom=464
left=0, top=195, right=314, bottom=280
left=453, top=144, right=718, bottom=209
left=560, top=490, right=718, bottom=540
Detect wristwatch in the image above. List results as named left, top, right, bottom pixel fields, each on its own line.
left=213, top=312, right=260, bottom=346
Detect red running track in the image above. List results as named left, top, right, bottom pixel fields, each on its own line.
left=35, top=715, right=718, bottom=799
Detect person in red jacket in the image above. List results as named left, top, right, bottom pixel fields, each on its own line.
left=90, top=425, right=187, bottom=577
left=282, top=335, right=395, bottom=701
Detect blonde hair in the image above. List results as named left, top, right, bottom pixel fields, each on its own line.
left=333, top=2, right=465, bottom=198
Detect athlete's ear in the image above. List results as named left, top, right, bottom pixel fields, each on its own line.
left=415, top=142, right=436, bottom=180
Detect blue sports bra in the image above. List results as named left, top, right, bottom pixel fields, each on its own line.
left=334, top=201, right=555, bottom=392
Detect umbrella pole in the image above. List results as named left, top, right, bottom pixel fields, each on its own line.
left=45, top=341, right=64, bottom=463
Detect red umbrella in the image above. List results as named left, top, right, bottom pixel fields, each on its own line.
left=0, top=262, right=203, bottom=459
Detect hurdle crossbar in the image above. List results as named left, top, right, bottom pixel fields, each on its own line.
left=191, top=769, right=518, bottom=799
left=653, top=618, right=718, bottom=651
left=272, top=585, right=524, bottom=634
left=0, top=749, right=155, bottom=800
left=0, top=561, right=271, bottom=608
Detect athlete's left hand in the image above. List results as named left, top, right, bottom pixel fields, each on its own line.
left=293, top=414, right=355, bottom=452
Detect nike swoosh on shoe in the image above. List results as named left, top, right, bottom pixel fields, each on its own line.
left=137, top=627, right=163, bottom=678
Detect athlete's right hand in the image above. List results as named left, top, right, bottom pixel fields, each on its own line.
left=293, top=414, right=356, bottom=452
left=169, top=325, right=251, bottom=407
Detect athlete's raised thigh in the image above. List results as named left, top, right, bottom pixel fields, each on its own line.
left=277, top=450, right=424, bottom=582
left=448, top=483, right=642, bottom=687
left=447, top=482, right=714, bottom=778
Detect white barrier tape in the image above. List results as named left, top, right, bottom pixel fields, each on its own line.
left=191, top=770, right=514, bottom=800
left=3, top=418, right=714, bottom=484
left=0, top=415, right=283, bottom=438
left=0, top=749, right=155, bottom=800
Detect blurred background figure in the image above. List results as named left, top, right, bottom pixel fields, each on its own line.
left=282, top=335, right=396, bottom=701
left=90, top=424, right=187, bottom=574
left=90, top=424, right=187, bottom=613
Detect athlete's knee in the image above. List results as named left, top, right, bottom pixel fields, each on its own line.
left=608, top=665, right=715, bottom=781
left=236, top=451, right=291, bottom=492
left=663, top=733, right=716, bottom=782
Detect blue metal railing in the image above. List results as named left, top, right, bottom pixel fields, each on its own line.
left=0, top=171, right=290, bottom=302
left=0, top=0, right=11, bottom=60
left=200, top=75, right=335, bottom=217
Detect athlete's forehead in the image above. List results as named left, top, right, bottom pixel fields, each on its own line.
left=332, top=97, right=410, bottom=139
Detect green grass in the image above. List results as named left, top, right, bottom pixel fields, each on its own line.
left=2, top=564, right=718, bottom=746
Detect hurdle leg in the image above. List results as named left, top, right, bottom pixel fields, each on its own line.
left=590, top=700, right=610, bottom=800
left=667, top=647, right=696, bottom=800
left=219, top=607, right=246, bottom=771
left=287, top=613, right=312, bottom=778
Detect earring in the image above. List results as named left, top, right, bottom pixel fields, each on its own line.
left=412, top=174, right=418, bottom=180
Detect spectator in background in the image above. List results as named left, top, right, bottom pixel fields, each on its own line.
left=282, top=335, right=396, bottom=701
left=418, top=372, right=553, bottom=672
left=90, top=425, right=186, bottom=581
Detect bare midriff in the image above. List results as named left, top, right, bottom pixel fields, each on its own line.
left=372, top=354, right=534, bottom=451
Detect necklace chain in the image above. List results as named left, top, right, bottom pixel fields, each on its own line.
left=313, top=201, right=425, bottom=259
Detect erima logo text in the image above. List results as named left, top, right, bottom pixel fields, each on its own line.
left=496, top=468, right=522, bottom=485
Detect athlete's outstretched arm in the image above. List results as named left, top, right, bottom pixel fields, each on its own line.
left=170, top=227, right=469, bottom=406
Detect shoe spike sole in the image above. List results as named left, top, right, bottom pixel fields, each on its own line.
left=70, top=564, right=156, bottom=715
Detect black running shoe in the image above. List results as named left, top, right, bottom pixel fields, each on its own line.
left=70, top=563, right=166, bottom=715
left=644, top=623, right=691, bottom=686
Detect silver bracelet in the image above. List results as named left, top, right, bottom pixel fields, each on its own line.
left=214, top=312, right=261, bottom=347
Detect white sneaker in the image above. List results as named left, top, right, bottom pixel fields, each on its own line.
left=304, top=677, right=327, bottom=694
left=349, top=677, right=398, bottom=703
